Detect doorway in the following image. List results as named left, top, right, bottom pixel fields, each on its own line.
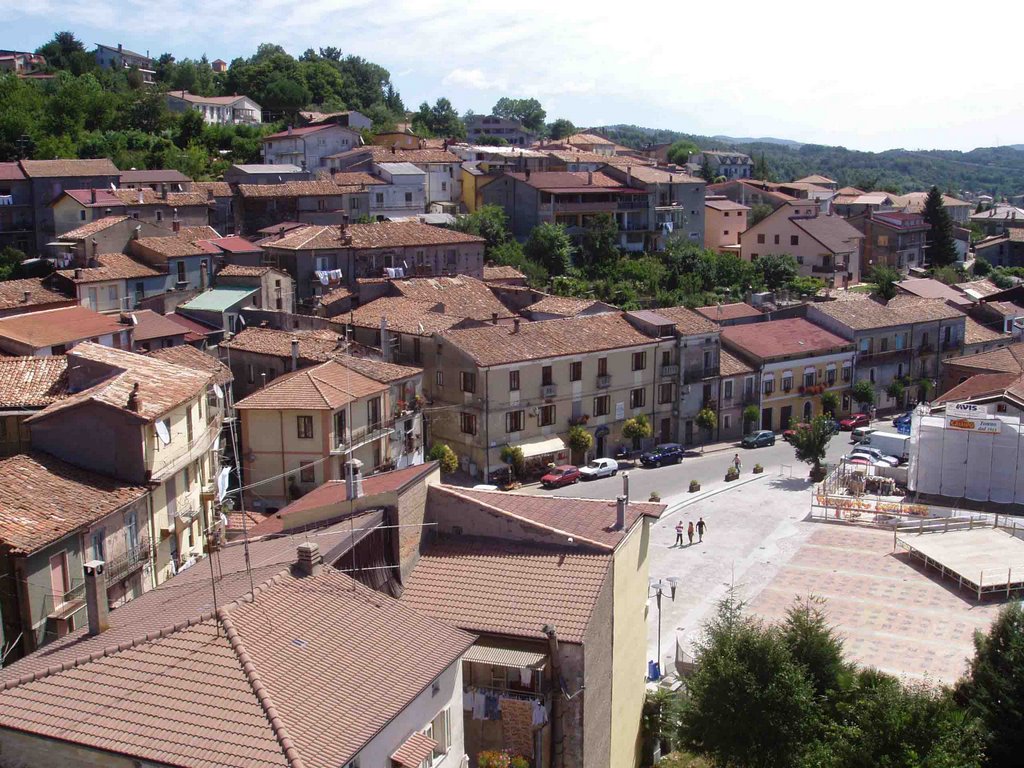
left=761, top=407, right=773, bottom=431
left=803, top=400, right=813, bottom=422
left=684, top=420, right=694, bottom=445
left=780, top=405, right=792, bottom=430
left=660, top=417, right=671, bottom=443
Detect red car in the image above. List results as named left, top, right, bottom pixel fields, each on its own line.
left=840, top=413, right=870, bottom=430
left=783, top=423, right=809, bottom=442
left=540, top=465, right=580, bottom=488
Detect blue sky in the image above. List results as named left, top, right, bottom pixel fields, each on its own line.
left=4, top=0, right=1023, bottom=152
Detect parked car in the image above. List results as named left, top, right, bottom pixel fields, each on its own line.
left=579, top=457, right=618, bottom=479
left=845, top=446, right=899, bottom=467
left=840, top=413, right=871, bottom=430
left=742, top=430, right=776, bottom=448
left=640, top=443, right=684, bottom=467
left=851, top=426, right=876, bottom=443
left=540, top=465, right=580, bottom=488
left=783, top=423, right=808, bottom=442
left=892, top=412, right=912, bottom=431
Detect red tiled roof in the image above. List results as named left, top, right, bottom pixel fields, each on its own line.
left=527, top=295, right=604, bottom=317
left=722, top=318, right=852, bottom=361
left=220, top=327, right=340, bottom=362
left=56, top=252, right=163, bottom=283
left=695, top=302, right=761, bottom=322
left=934, top=373, right=1021, bottom=404
left=112, top=189, right=209, bottom=207
left=264, top=221, right=485, bottom=251
left=0, top=451, right=147, bottom=553
left=505, top=170, right=643, bottom=193
left=329, top=145, right=461, bottom=165
left=19, top=159, right=119, bottom=178
left=217, top=264, right=278, bottom=277
left=132, top=228, right=222, bottom=260
left=483, top=265, right=526, bottom=282
left=964, top=316, right=1009, bottom=346
left=719, top=348, right=754, bottom=377
left=164, top=312, right=220, bottom=340
left=401, top=535, right=611, bottom=643
left=192, top=180, right=232, bottom=197
left=204, top=235, right=261, bottom=254
left=146, top=344, right=232, bottom=386
left=60, top=188, right=122, bottom=208
left=262, top=123, right=337, bottom=139
left=391, top=276, right=512, bottom=322
left=119, top=169, right=191, bottom=184
left=0, top=278, right=73, bottom=311
left=331, top=353, right=422, bottom=384
left=318, top=285, right=352, bottom=305
left=0, top=356, right=69, bottom=407
left=348, top=297, right=466, bottom=335
left=0, top=162, right=26, bottom=181
left=655, top=305, right=720, bottom=335
left=58, top=215, right=129, bottom=240
left=331, top=171, right=385, bottom=187
left=237, top=180, right=352, bottom=198
left=234, top=359, right=385, bottom=410
left=0, top=306, right=126, bottom=348
left=130, top=309, right=188, bottom=342
left=945, top=342, right=1024, bottom=374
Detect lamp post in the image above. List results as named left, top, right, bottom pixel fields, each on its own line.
left=649, top=576, right=679, bottom=679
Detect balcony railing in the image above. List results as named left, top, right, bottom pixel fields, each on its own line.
left=332, top=423, right=392, bottom=455
left=541, top=384, right=557, bottom=398
left=48, top=580, right=86, bottom=620
left=596, top=375, right=611, bottom=389
left=684, top=366, right=719, bottom=384
left=812, top=263, right=847, bottom=274
left=106, top=538, right=152, bottom=584
left=858, top=348, right=910, bottom=363
left=660, top=364, right=680, bottom=377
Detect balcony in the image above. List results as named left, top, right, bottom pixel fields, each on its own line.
left=660, top=364, right=680, bottom=377
left=811, top=262, right=847, bottom=274
left=541, top=384, right=557, bottom=398
left=106, top=538, right=152, bottom=584
left=941, top=339, right=960, bottom=351
left=332, top=423, right=392, bottom=455
left=857, top=348, right=910, bottom=363
left=596, top=375, right=611, bottom=389
left=919, top=341, right=934, bottom=353
left=552, top=201, right=617, bottom=213
left=683, top=366, right=720, bottom=384
left=617, top=200, right=649, bottom=211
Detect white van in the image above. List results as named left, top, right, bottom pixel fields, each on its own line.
left=858, top=431, right=909, bottom=462
left=851, top=426, right=876, bottom=443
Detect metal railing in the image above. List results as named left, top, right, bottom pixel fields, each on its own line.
left=596, top=375, right=611, bottom=389
left=106, top=538, right=151, bottom=584
left=541, top=384, right=557, bottom=397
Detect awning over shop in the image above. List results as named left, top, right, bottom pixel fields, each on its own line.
left=463, top=644, right=548, bottom=670
left=518, top=434, right=567, bottom=459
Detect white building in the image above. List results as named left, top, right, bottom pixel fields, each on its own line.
left=165, top=91, right=262, bottom=125
left=371, top=162, right=427, bottom=218
left=262, top=123, right=363, bottom=171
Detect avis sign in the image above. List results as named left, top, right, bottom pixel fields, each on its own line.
left=945, top=402, right=1001, bottom=433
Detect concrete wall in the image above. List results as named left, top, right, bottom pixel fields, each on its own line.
left=30, top=174, right=120, bottom=253
left=481, top=176, right=541, bottom=240
left=582, top=559, right=615, bottom=768
left=30, top=403, right=146, bottom=482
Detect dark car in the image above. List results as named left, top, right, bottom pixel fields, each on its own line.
left=892, top=412, right=912, bottom=430
left=640, top=443, right=684, bottom=467
left=540, top=465, right=580, bottom=488
left=840, top=413, right=871, bottom=430
left=741, top=429, right=776, bottom=448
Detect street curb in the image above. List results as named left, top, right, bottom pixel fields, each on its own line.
left=660, top=473, right=771, bottom=520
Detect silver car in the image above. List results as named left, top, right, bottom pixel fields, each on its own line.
left=578, top=457, right=619, bottom=480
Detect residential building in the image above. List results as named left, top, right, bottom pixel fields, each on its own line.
left=654, top=306, right=723, bottom=446
left=215, top=263, right=294, bottom=313
left=317, top=285, right=354, bottom=317
left=704, top=196, right=750, bottom=252
left=740, top=202, right=864, bottom=286
left=50, top=216, right=166, bottom=265
left=480, top=170, right=651, bottom=251
left=895, top=277, right=973, bottom=309
left=51, top=187, right=211, bottom=235
left=717, top=349, right=757, bottom=439
left=256, top=221, right=486, bottom=306
left=706, top=178, right=798, bottom=211
left=0, top=452, right=149, bottom=659
left=0, top=50, right=46, bottom=74
left=940, top=342, right=1024, bottom=393
left=695, top=302, right=762, bottom=326
left=327, top=145, right=463, bottom=208
left=218, top=326, right=342, bottom=398
left=483, top=263, right=528, bottom=287
left=165, top=90, right=261, bottom=125
left=192, top=180, right=235, bottom=234
left=18, top=159, right=120, bottom=254
left=117, top=169, right=192, bottom=192
left=962, top=316, right=1011, bottom=356
left=261, top=123, right=362, bottom=170
left=848, top=210, right=929, bottom=273
left=0, top=535, right=473, bottom=768
left=794, top=174, right=838, bottom=192
left=721, top=318, right=855, bottom=431
left=235, top=179, right=372, bottom=233
left=363, top=163, right=426, bottom=218
left=235, top=358, right=421, bottom=510
left=891, top=191, right=972, bottom=224
left=403, top=486, right=664, bottom=768
left=52, top=252, right=164, bottom=313
left=688, top=150, right=753, bottom=179
left=176, top=285, right=258, bottom=334
left=0, top=162, right=33, bottom=253
left=0, top=305, right=132, bottom=356
left=129, top=228, right=221, bottom=293
left=808, top=294, right=966, bottom=412
left=560, top=132, right=617, bottom=155
left=602, top=164, right=707, bottom=250
left=128, top=309, right=188, bottom=351
left=92, top=43, right=154, bottom=83
left=831, top=190, right=896, bottom=218
left=464, top=114, right=537, bottom=146
left=975, top=229, right=1024, bottom=268
left=222, top=163, right=310, bottom=185
left=299, top=109, right=372, bottom=131
left=429, top=312, right=680, bottom=481
left=0, top=356, right=69, bottom=456
left=971, top=203, right=1024, bottom=236
left=0, top=278, right=76, bottom=318
left=27, top=343, right=225, bottom=585
left=525, top=295, right=617, bottom=320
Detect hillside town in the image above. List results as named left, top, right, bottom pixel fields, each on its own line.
left=4, top=28, right=1024, bottom=768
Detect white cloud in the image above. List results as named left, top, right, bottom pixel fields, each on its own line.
left=441, top=68, right=507, bottom=91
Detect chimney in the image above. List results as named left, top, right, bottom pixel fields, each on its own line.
left=622, top=471, right=629, bottom=505
left=137, top=189, right=144, bottom=205
left=75, top=268, right=84, bottom=280
left=126, top=381, right=141, bottom=412
left=133, top=225, right=141, bottom=240
left=587, top=171, right=593, bottom=185
left=295, top=542, right=322, bottom=577
left=199, top=260, right=208, bottom=290
left=117, top=43, right=123, bottom=53
left=346, top=458, right=364, bottom=500
left=21, top=290, right=30, bottom=303
left=90, top=188, right=96, bottom=204
left=161, top=184, right=168, bottom=200
left=206, top=187, right=215, bottom=202
left=83, top=560, right=109, bottom=636
left=290, top=338, right=299, bottom=370
left=172, top=218, right=181, bottom=234
left=492, top=311, right=498, bottom=325
left=512, top=318, right=521, bottom=334
left=615, top=495, right=627, bottom=530
left=90, top=238, right=97, bottom=259
left=626, top=166, right=632, bottom=186
left=380, top=317, right=391, bottom=362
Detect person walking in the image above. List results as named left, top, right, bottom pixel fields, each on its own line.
left=674, top=521, right=685, bottom=547
left=733, top=453, right=742, bottom=473
left=687, top=520, right=695, bottom=545
left=696, top=517, right=707, bottom=542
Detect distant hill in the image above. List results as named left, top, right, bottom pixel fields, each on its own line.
left=595, top=124, right=1024, bottom=197
left=712, top=135, right=804, bottom=148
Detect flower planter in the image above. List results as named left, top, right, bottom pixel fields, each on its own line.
left=725, top=470, right=739, bottom=482
left=689, top=481, right=701, bottom=493
left=753, top=465, right=764, bottom=474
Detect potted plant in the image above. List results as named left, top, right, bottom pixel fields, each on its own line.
left=753, top=463, right=764, bottom=474
left=725, top=467, right=739, bottom=482
left=649, top=490, right=661, bottom=502
left=689, top=479, right=701, bottom=493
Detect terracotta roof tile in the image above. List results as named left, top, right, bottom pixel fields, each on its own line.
left=234, top=359, right=385, bottom=409
left=790, top=213, right=864, bottom=254
left=119, top=169, right=191, bottom=184
left=811, top=293, right=962, bottom=330
left=0, top=356, right=68, bottom=407
left=505, top=170, right=640, bottom=192
left=165, top=312, right=220, bottom=341
left=330, top=171, right=385, bottom=187
left=133, top=229, right=222, bottom=260
left=220, top=327, right=340, bottom=362
left=60, top=188, right=121, bottom=208
left=331, top=353, right=422, bottom=383
left=0, top=305, right=127, bottom=348
left=129, top=309, right=188, bottom=342
left=217, top=264, right=278, bottom=278
left=318, top=285, right=352, bottom=305
left=934, top=372, right=1021, bottom=404
left=441, top=312, right=659, bottom=367
left=237, top=180, right=352, bottom=198
left=392, top=732, right=437, bottom=767
left=391, top=276, right=511, bottom=322
left=329, top=146, right=461, bottom=165
left=945, top=342, right=1024, bottom=374
left=0, top=452, right=147, bottom=553
left=964, top=316, right=1009, bottom=346
left=401, top=535, right=611, bottom=643
left=58, top=215, right=129, bottom=240
left=146, top=344, right=233, bottom=386
left=205, top=235, right=261, bottom=254
left=695, top=302, right=761, bottom=322
left=896, top=277, right=971, bottom=305
left=564, top=132, right=614, bottom=146
left=0, top=162, right=26, bottom=181
left=527, top=295, right=603, bottom=317
left=482, top=265, right=525, bottom=282
left=722, top=318, right=852, bottom=361
left=719, top=348, right=754, bottom=377
left=348, top=297, right=465, bottom=335
left=955, top=278, right=1002, bottom=298
left=0, top=278, right=73, bottom=311
left=112, top=189, right=209, bottom=207
left=655, top=305, right=719, bottom=335
left=56, top=252, right=163, bottom=283
left=19, top=159, right=119, bottom=178
left=192, top=181, right=232, bottom=197
left=264, top=222, right=484, bottom=251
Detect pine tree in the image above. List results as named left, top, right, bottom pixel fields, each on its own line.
left=922, top=186, right=959, bottom=267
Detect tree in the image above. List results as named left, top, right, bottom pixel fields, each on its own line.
left=756, top=253, right=799, bottom=291
left=175, top=109, right=206, bottom=149
left=789, top=415, right=834, bottom=479
left=0, top=246, right=26, bottom=281
left=788, top=275, right=826, bottom=296
left=492, top=97, right=546, bottom=133
left=547, top=118, right=576, bottom=140
left=886, top=379, right=905, bottom=406
left=956, top=603, right=1024, bottom=766
left=820, top=390, right=839, bottom=417
left=851, top=380, right=875, bottom=409
left=499, top=444, right=524, bottom=481
left=700, top=156, right=715, bottom=182
left=754, top=152, right=770, bottom=181
left=412, top=97, right=464, bottom=139
left=932, top=265, right=962, bottom=285
left=262, top=74, right=310, bottom=114
left=781, top=596, right=849, bottom=699
left=696, top=407, right=717, bottom=450
left=749, top=203, right=773, bottom=227
left=923, top=186, right=959, bottom=267
left=36, top=31, right=92, bottom=74
left=567, top=425, right=593, bottom=463
left=427, top=443, right=458, bottom=474
left=973, top=256, right=992, bottom=277
left=869, top=265, right=900, bottom=301
left=743, top=405, right=760, bottom=434
left=452, top=205, right=509, bottom=252
left=579, top=213, right=620, bottom=275
left=489, top=240, right=548, bottom=287
left=524, top=222, right=573, bottom=276
left=666, top=140, right=699, bottom=165
left=622, top=414, right=652, bottom=451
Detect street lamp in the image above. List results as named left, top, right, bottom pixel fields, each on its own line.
left=649, top=576, right=679, bottom=679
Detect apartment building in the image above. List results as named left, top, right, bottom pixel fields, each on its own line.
left=261, top=123, right=362, bottom=170
left=165, top=90, right=262, bottom=125
left=704, top=196, right=750, bottom=253
left=602, top=165, right=707, bottom=250
left=52, top=253, right=164, bottom=313
left=717, top=349, right=758, bottom=439
left=26, top=343, right=225, bottom=585
left=361, top=164, right=426, bottom=219
left=654, top=306, right=723, bottom=445
left=688, top=150, right=752, bottom=179
left=0, top=305, right=133, bottom=356
left=327, top=146, right=463, bottom=208
left=848, top=210, right=928, bottom=273
left=0, top=162, right=33, bottom=254
left=51, top=188, right=210, bottom=236
left=428, top=312, right=679, bottom=481
left=464, top=114, right=537, bottom=146
left=740, top=202, right=864, bottom=286
left=235, top=179, right=372, bottom=233
left=722, top=318, right=855, bottom=431
left=93, top=43, right=154, bottom=83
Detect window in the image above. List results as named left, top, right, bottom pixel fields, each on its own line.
left=790, top=235, right=799, bottom=246
left=297, top=415, right=314, bottom=439
left=186, top=408, right=194, bottom=442
left=763, top=378, right=775, bottom=395
left=506, top=410, right=525, bottom=432
left=724, top=380, right=734, bottom=400
left=299, top=461, right=315, bottom=483
left=869, top=368, right=876, bottom=383
left=594, top=395, right=610, bottom=416
left=542, top=365, right=553, bottom=386
left=632, top=351, right=647, bottom=371
left=509, top=370, right=520, bottom=391
left=539, top=404, right=556, bottom=426
left=91, top=529, right=105, bottom=560
left=723, top=414, right=732, bottom=430
left=176, top=261, right=186, bottom=284
left=335, top=410, right=347, bottom=444
left=425, top=708, right=451, bottom=761
left=630, top=387, right=646, bottom=408
left=842, top=365, right=852, bottom=382
left=774, top=234, right=780, bottom=245
left=460, top=371, right=476, bottom=393
left=367, top=397, right=381, bottom=429
left=661, top=350, right=672, bottom=366
left=803, top=371, right=815, bottom=387
left=598, top=357, right=608, bottom=376
left=349, top=198, right=359, bottom=210
left=460, top=412, right=477, bottom=434
left=441, top=181, right=447, bottom=192
left=126, top=511, right=139, bottom=550
left=998, top=403, right=1008, bottom=413
left=658, top=382, right=674, bottom=404
left=757, top=233, right=765, bottom=244
left=435, top=370, right=443, bottom=387
left=405, top=192, right=413, bottom=203
left=826, top=368, right=836, bottom=385
left=375, top=192, right=384, bottom=204
left=570, top=361, right=582, bottom=381
left=781, top=374, right=792, bottom=391
left=79, top=209, right=86, bottom=221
